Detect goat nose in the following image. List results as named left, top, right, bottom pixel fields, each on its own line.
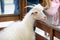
left=44, top=16, right=46, bottom=18
left=44, top=16, right=47, bottom=19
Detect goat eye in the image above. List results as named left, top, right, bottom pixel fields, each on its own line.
left=35, top=12, right=38, bottom=13
left=31, top=13, right=34, bottom=14
left=43, top=10, right=45, bottom=13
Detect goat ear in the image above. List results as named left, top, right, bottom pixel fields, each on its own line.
left=31, top=12, right=38, bottom=15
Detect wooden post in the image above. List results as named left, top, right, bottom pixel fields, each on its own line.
left=50, top=29, right=54, bottom=40
left=19, top=0, right=26, bottom=20
left=58, top=9, right=60, bottom=23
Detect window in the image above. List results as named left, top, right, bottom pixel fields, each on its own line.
left=27, top=0, right=39, bottom=12
left=0, top=0, right=20, bottom=14
left=0, top=0, right=26, bottom=22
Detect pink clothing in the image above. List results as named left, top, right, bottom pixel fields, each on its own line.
left=45, top=0, right=60, bottom=21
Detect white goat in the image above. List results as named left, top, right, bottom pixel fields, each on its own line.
left=0, top=4, right=46, bottom=40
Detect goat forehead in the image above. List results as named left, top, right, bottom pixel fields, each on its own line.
left=35, top=4, right=44, bottom=10
left=37, top=7, right=44, bottom=11
left=33, top=9, right=38, bottom=12
left=33, top=7, right=44, bottom=11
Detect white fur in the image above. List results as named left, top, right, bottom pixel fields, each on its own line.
left=0, top=4, right=46, bottom=40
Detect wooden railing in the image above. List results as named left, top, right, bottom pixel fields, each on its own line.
left=35, top=20, right=60, bottom=40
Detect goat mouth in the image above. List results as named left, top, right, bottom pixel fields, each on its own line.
left=39, top=18, right=46, bottom=21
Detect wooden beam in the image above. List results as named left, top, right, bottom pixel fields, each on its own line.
left=0, top=14, right=20, bottom=22
left=54, top=30, right=60, bottom=39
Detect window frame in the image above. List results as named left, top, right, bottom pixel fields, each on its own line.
left=0, top=0, right=26, bottom=22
